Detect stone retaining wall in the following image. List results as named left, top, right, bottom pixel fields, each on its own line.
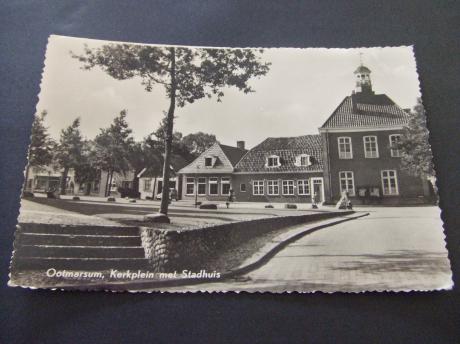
left=140, top=211, right=353, bottom=272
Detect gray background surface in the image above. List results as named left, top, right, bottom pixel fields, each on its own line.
left=0, top=1, right=459, bottom=343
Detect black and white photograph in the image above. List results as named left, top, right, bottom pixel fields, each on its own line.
left=9, top=35, right=452, bottom=293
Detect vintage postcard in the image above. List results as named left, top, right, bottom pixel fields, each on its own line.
left=9, top=35, right=452, bottom=293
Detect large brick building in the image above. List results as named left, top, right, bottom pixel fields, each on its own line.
left=177, top=63, right=432, bottom=205
left=319, top=64, right=431, bottom=204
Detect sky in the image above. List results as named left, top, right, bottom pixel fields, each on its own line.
left=37, top=35, right=421, bottom=149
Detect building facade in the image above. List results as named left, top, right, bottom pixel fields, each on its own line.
left=177, top=142, right=247, bottom=202
left=138, top=155, right=189, bottom=200
left=174, top=63, right=433, bottom=206
left=319, top=64, right=431, bottom=205
left=232, top=135, right=324, bottom=203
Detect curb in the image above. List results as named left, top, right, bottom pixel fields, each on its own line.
left=92, top=211, right=370, bottom=291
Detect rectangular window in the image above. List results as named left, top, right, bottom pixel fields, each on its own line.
left=381, top=170, right=399, bottom=195
left=253, top=180, right=264, bottom=195
left=186, top=177, right=195, bottom=195
left=363, top=136, right=379, bottom=158
left=267, top=156, right=280, bottom=167
left=267, top=180, right=279, bottom=195
left=197, top=177, right=206, bottom=195
left=339, top=171, right=355, bottom=196
left=300, top=155, right=310, bottom=166
left=240, top=183, right=246, bottom=192
left=204, top=157, right=213, bottom=167
left=389, top=134, right=402, bottom=157
left=338, top=137, right=353, bottom=159
left=143, top=179, right=151, bottom=191
left=282, top=180, right=295, bottom=195
left=208, top=177, right=218, bottom=195
left=297, top=180, right=310, bottom=195
left=221, top=177, right=231, bottom=195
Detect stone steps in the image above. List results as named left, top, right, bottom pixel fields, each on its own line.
left=12, top=223, right=150, bottom=271
left=15, top=245, right=146, bottom=258
left=19, top=223, right=140, bottom=236
left=12, top=257, right=150, bottom=271
left=16, top=232, right=143, bottom=247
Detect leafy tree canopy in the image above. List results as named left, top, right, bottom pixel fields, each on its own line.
left=73, top=45, right=271, bottom=107
left=94, top=110, right=134, bottom=174
left=28, top=110, right=54, bottom=167
left=182, top=132, right=217, bottom=157
left=54, top=117, right=84, bottom=169
left=399, top=98, right=435, bottom=177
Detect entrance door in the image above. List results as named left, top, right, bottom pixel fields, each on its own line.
left=311, top=177, right=324, bottom=203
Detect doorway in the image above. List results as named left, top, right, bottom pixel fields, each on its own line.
left=311, top=177, right=324, bottom=204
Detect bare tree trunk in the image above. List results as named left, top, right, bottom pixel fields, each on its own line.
left=152, top=175, right=157, bottom=199
left=22, top=163, right=30, bottom=196
left=60, top=166, right=69, bottom=195
left=160, top=47, right=176, bottom=215
left=107, top=170, right=113, bottom=197
left=85, top=182, right=91, bottom=195
left=104, top=170, right=110, bottom=197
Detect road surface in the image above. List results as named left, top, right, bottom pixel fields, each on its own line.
left=163, top=206, right=452, bottom=293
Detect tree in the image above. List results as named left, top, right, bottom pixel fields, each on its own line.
left=128, top=138, right=163, bottom=197
left=398, top=98, right=435, bottom=177
left=73, top=44, right=270, bottom=216
left=54, top=118, right=84, bottom=195
left=74, top=140, right=100, bottom=195
left=94, top=110, right=134, bottom=196
left=23, top=110, right=54, bottom=195
left=182, top=132, right=217, bottom=157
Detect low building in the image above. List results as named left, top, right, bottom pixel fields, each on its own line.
left=177, top=142, right=247, bottom=202
left=24, top=165, right=76, bottom=194
left=232, top=135, right=324, bottom=203
left=23, top=165, right=136, bottom=198
left=138, top=155, right=189, bottom=200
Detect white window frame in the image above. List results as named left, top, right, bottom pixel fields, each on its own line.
left=389, top=134, right=402, bottom=157
left=297, top=179, right=310, bottom=195
left=143, top=179, right=151, bottom=192
left=208, top=177, right=218, bottom=195
left=240, top=183, right=246, bottom=192
left=267, top=180, right=279, bottom=195
left=252, top=180, right=264, bottom=195
left=338, top=137, right=353, bottom=159
left=339, top=171, right=355, bottom=196
left=295, top=154, right=311, bottom=167
left=197, top=177, right=206, bottom=195
left=221, top=177, right=231, bottom=195
left=185, top=177, right=195, bottom=195
left=363, top=135, right=379, bottom=158
left=282, top=180, right=295, bottom=195
left=266, top=155, right=281, bottom=167
left=381, top=170, right=399, bottom=195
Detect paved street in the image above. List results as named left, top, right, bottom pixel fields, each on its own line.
left=163, top=206, right=452, bottom=293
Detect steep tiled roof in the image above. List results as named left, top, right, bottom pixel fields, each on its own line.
left=235, top=135, right=323, bottom=173
left=219, top=144, right=248, bottom=166
left=321, top=92, right=409, bottom=129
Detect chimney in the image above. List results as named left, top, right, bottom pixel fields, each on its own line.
left=237, top=141, right=245, bottom=150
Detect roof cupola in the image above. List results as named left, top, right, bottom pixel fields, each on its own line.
left=354, top=53, right=373, bottom=94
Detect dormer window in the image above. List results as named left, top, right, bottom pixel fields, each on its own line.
left=295, top=154, right=311, bottom=167
left=266, top=155, right=280, bottom=168
left=204, top=156, right=217, bottom=168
